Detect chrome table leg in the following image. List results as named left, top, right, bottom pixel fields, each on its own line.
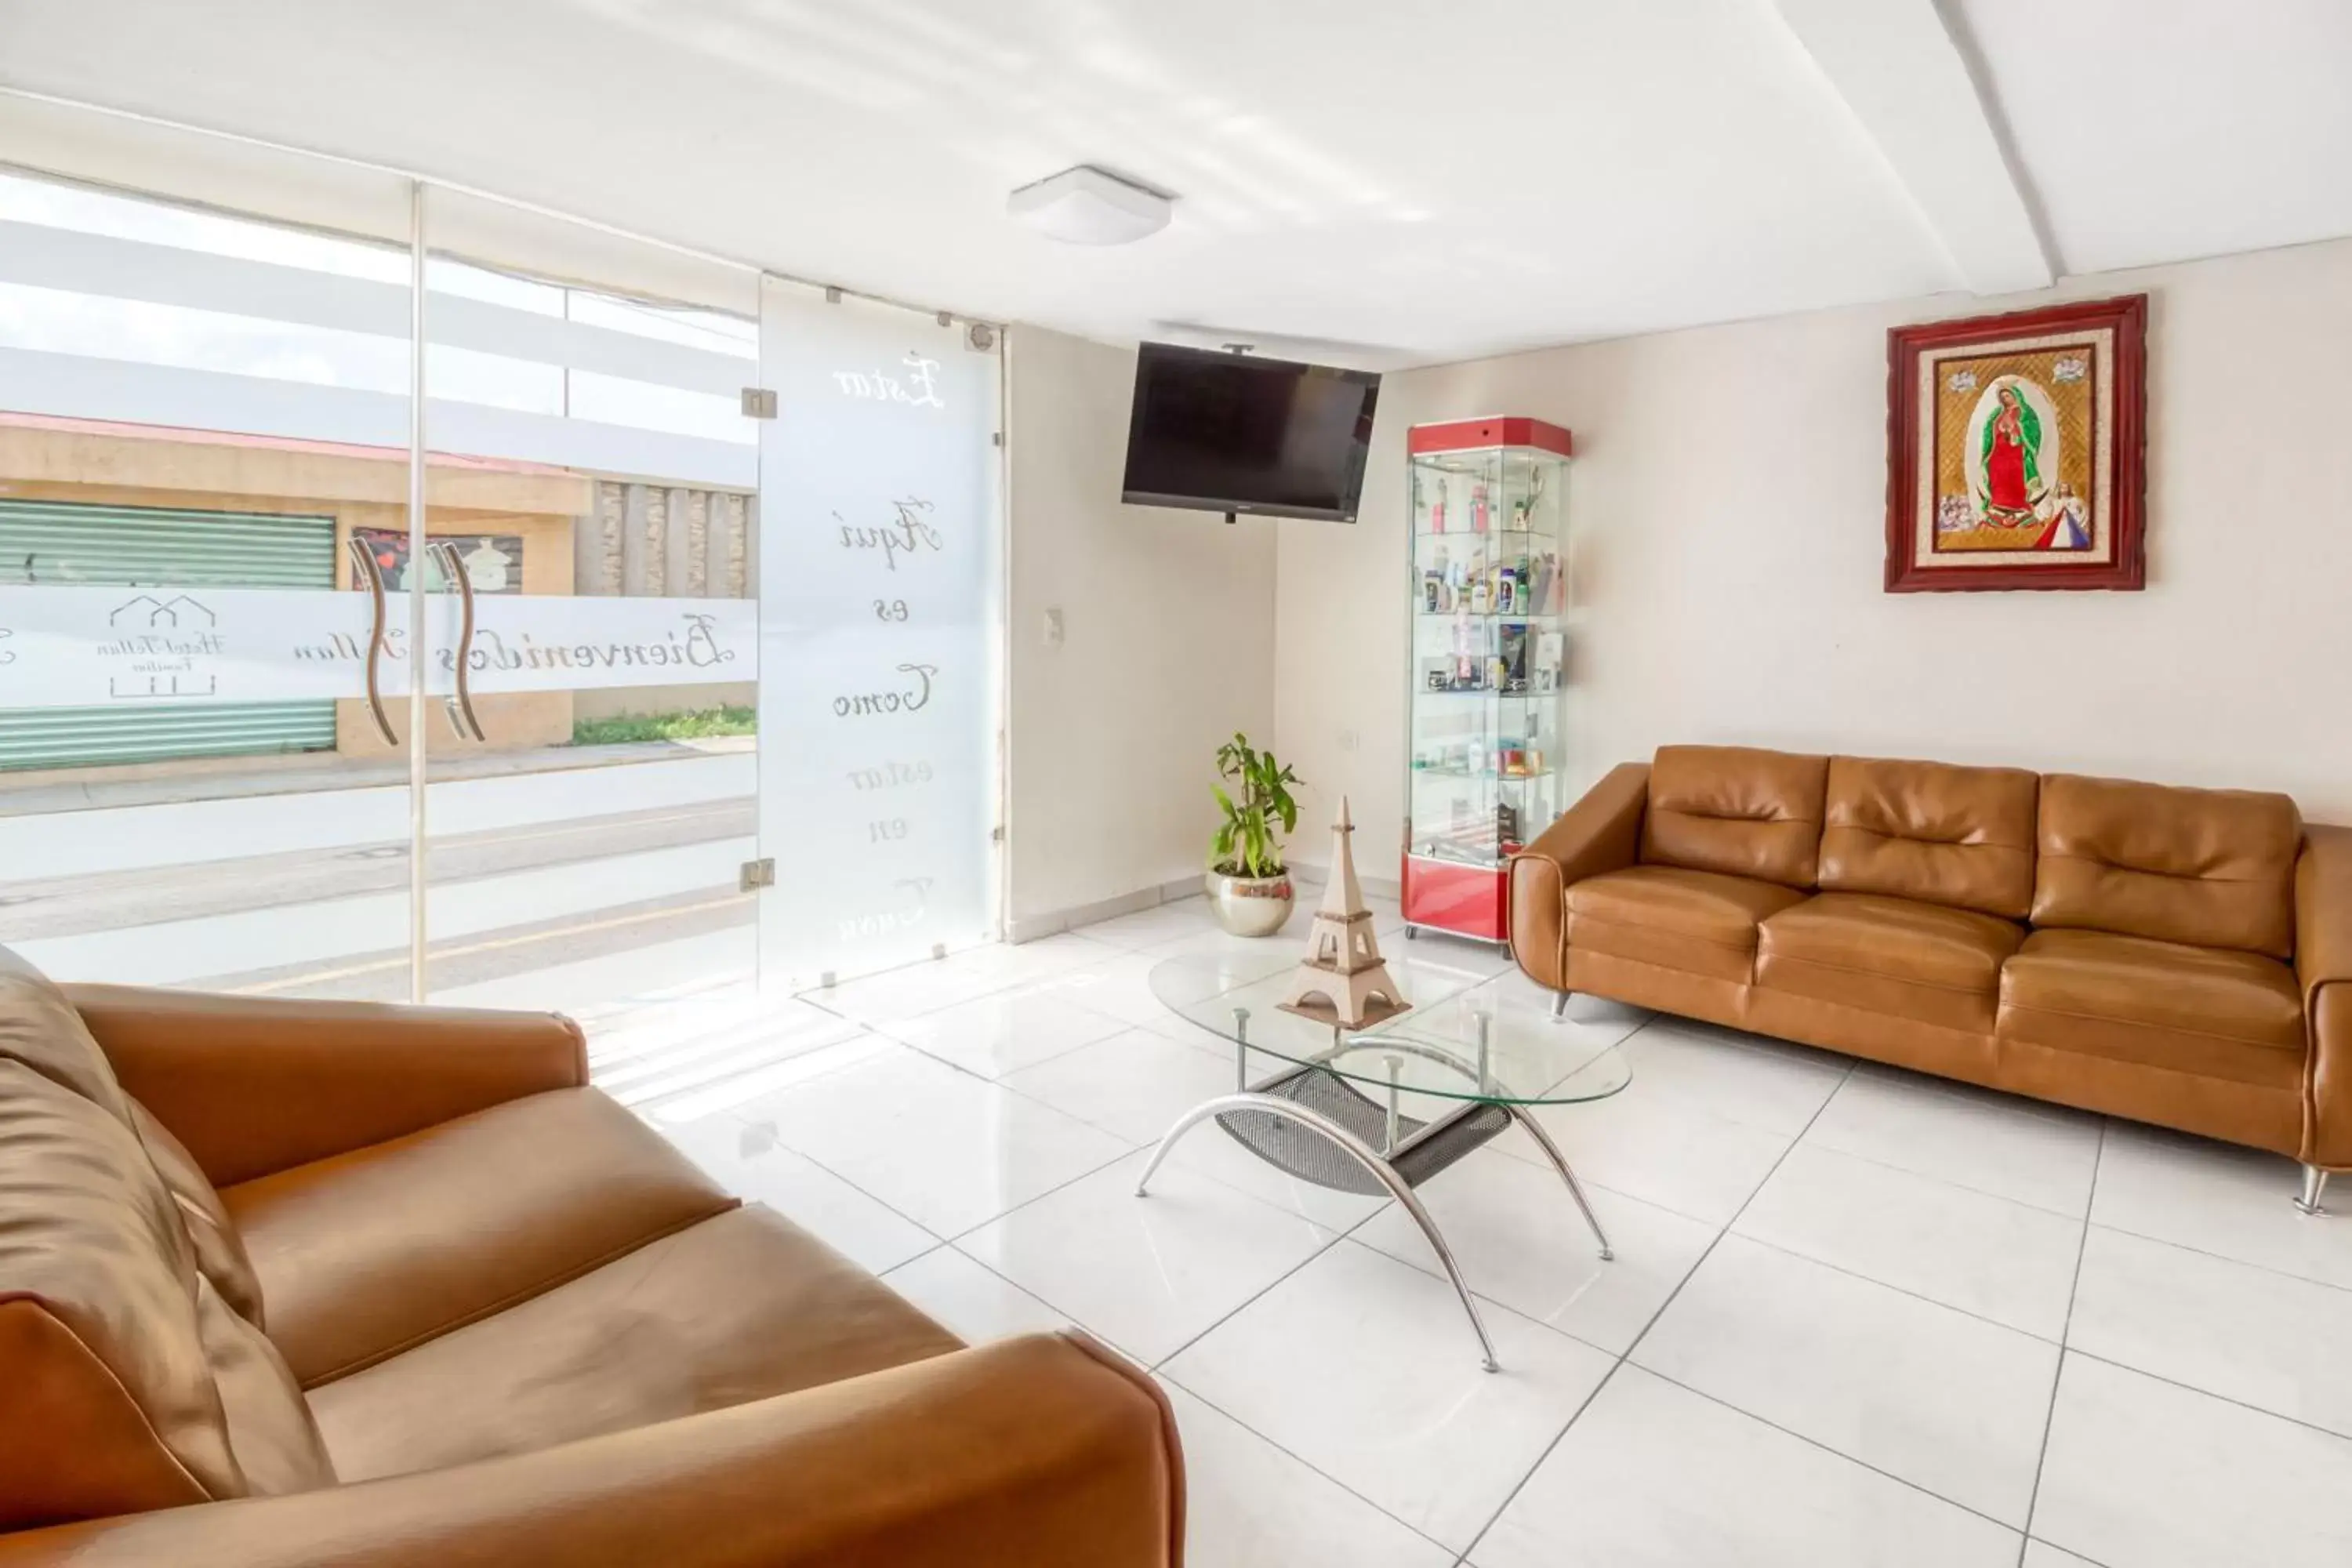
left=1135, top=1090, right=1502, bottom=1372
left=1507, top=1103, right=1613, bottom=1261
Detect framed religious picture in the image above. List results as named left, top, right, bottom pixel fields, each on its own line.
left=1885, top=293, right=2147, bottom=592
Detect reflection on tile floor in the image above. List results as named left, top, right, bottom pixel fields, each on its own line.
left=599, top=892, right=2352, bottom=1568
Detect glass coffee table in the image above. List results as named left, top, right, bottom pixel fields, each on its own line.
left=1142, top=946, right=1631, bottom=1372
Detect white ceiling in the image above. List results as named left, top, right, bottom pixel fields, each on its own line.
left=1, top=0, right=2347, bottom=368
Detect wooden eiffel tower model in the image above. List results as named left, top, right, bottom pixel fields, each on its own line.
left=1277, top=797, right=1410, bottom=1030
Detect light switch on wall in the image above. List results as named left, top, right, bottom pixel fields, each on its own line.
left=1043, top=606, right=1065, bottom=648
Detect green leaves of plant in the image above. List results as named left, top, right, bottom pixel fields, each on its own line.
left=1209, top=731, right=1303, bottom=879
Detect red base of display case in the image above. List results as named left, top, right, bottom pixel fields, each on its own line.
left=1401, top=855, right=1509, bottom=942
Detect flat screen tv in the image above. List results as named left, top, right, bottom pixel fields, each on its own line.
left=1121, top=343, right=1381, bottom=523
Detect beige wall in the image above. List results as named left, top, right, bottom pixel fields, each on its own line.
left=1004, top=325, right=1279, bottom=932
left=1276, top=235, right=2352, bottom=871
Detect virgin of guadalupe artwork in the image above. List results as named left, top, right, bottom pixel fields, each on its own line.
left=1886, top=296, right=2146, bottom=591
left=1976, top=382, right=2045, bottom=524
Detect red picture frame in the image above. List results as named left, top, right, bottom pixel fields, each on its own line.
left=1885, top=294, right=2147, bottom=592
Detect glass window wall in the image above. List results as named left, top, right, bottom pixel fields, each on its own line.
left=0, top=110, right=1004, bottom=1065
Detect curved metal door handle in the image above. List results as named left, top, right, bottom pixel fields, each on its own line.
left=345, top=535, right=398, bottom=747
left=429, top=541, right=487, bottom=742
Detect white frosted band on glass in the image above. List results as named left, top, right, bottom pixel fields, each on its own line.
left=0, top=584, right=757, bottom=707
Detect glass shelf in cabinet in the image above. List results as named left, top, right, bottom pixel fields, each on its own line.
left=1411, top=766, right=1554, bottom=780
left=1415, top=687, right=1560, bottom=699
left=1412, top=527, right=1553, bottom=544
left=1411, top=609, right=1566, bottom=621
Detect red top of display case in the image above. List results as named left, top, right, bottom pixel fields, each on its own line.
left=1407, top=416, right=1573, bottom=458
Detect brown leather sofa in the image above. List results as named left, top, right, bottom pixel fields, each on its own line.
left=0, top=946, right=1183, bottom=1566
left=1509, top=746, right=2352, bottom=1207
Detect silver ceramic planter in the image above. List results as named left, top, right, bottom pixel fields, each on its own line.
left=1204, top=868, right=1295, bottom=937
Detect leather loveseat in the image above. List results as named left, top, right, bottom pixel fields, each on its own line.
left=1509, top=746, right=2352, bottom=1207
left=0, top=946, right=1183, bottom=1566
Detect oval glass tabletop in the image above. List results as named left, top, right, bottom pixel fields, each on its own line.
left=1148, top=946, right=1632, bottom=1106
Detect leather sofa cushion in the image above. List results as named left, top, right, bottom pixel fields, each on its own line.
left=1, top=945, right=333, bottom=1530
left=1640, top=745, right=1828, bottom=891
left=2, top=946, right=263, bottom=1330
left=310, top=1203, right=964, bottom=1483
left=224, top=1088, right=738, bottom=1388
left=0, top=946, right=134, bottom=1116
left=195, top=1276, right=335, bottom=1497
left=1998, top=928, right=2305, bottom=1087
left=1818, top=756, right=2039, bottom=919
left=131, top=1100, right=267, bottom=1329
left=1759, top=892, right=2023, bottom=1033
left=1566, top=865, right=1806, bottom=984
left=2032, top=774, right=2301, bottom=959
left=0, top=1062, right=255, bottom=1527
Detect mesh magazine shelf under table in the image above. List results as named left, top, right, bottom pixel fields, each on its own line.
left=1139, top=946, right=1631, bottom=1371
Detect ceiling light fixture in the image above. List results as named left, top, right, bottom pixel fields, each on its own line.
left=1007, top=165, right=1174, bottom=245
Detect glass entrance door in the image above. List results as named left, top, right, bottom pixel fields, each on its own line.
left=754, top=285, right=1003, bottom=989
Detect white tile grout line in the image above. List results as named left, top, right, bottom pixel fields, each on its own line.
left=655, top=956, right=2351, bottom=1563
left=622, top=1031, right=898, bottom=1121
left=1515, top=1051, right=2352, bottom=1301
left=1718, top=1228, right=2070, bottom=1345
left=835, top=967, right=1630, bottom=1557
left=1451, top=1055, right=1864, bottom=1563
left=2056, top=1343, right=2352, bottom=1446
left=655, top=1032, right=1134, bottom=1261
left=1365, top=1182, right=2072, bottom=1357
left=2074, top=1212, right=2352, bottom=1301
left=1777, top=1136, right=2098, bottom=1223
left=1018, top=945, right=1536, bottom=1535
left=2016, top=1118, right=2104, bottom=1566
left=728, top=1013, right=2352, bottom=1465
left=1151, top=1293, right=1497, bottom=1563
left=673, top=1004, right=1383, bottom=1284
left=872, top=1013, right=1142, bottom=1086
left=877, top=1237, right=1105, bottom=1350
left=1610, top=1361, right=2027, bottom=1537
left=1157, top=1381, right=1468, bottom=1566
left=1515, top=1084, right=2352, bottom=1552
left=1143, top=1234, right=1475, bottom=1559
left=1140, top=1177, right=1399, bottom=1373
left=678, top=996, right=1214, bottom=1212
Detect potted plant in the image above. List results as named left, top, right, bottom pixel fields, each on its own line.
left=1205, top=732, right=1301, bottom=937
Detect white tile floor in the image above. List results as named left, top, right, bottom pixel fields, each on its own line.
left=602, top=894, right=2352, bottom=1568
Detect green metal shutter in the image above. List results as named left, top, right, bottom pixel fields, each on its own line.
left=0, top=499, right=341, bottom=771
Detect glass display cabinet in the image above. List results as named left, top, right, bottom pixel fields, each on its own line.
left=1403, top=417, right=1573, bottom=942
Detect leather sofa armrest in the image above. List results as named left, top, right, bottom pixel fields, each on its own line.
left=2297, top=826, right=2352, bottom=1167
left=1508, top=762, right=1650, bottom=989
left=0, top=1332, right=1182, bottom=1568
left=64, top=985, right=588, bottom=1188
